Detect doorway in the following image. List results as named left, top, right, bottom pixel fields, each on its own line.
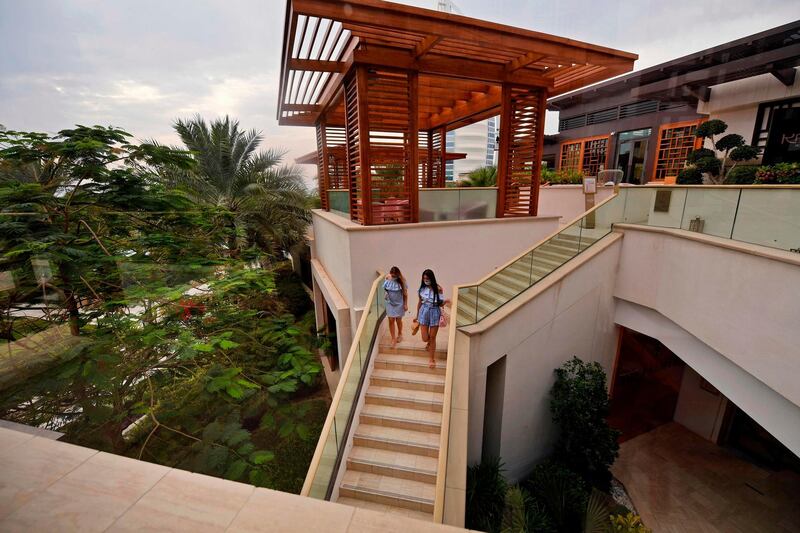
left=482, top=355, right=507, bottom=461
left=615, top=128, right=651, bottom=184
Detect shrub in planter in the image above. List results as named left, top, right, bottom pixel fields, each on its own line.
left=609, top=512, right=652, bottom=533
left=725, top=165, right=758, bottom=184
left=676, top=167, right=703, bottom=184
left=500, top=485, right=556, bottom=533
left=755, top=162, right=800, bottom=184
left=686, top=119, right=759, bottom=184
left=550, top=357, right=620, bottom=491
left=466, top=456, right=508, bottom=533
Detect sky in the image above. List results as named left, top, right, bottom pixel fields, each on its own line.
left=1, top=0, right=799, bottom=183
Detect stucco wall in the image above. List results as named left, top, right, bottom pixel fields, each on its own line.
left=697, top=68, right=800, bottom=146
left=613, top=226, right=800, bottom=409
left=463, top=235, right=623, bottom=480
left=537, top=185, right=615, bottom=224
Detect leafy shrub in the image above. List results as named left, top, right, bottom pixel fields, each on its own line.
left=501, top=485, right=556, bottom=533
left=725, top=165, right=758, bottom=184
left=676, top=167, right=703, bottom=184
left=686, top=119, right=759, bottom=184
left=524, top=460, right=588, bottom=533
left=542, top=167, right=584, bottom=185
left=466, top=456, right=508, bottom=533
left=609, top=512, right=651, bottom=533
left=550, top=357, right=620, bottom=490
left=755, top=162, right=800, bottom=184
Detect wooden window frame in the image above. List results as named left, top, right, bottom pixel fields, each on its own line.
left=652, top=119, right=705, bottom=183
left=557, top=134, right=610, bottom=175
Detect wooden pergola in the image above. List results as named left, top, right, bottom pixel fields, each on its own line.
left=279, top=0, right=637, bottom=225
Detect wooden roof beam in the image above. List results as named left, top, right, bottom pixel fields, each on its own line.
left=288, top=58, right=348, bottom=72
left=283, top=104, right=322, bottom=112
left=353, top=45, right=555, bottom=88
left=505, top=52, right=547, bottom=73
left=414, top=35, right=443, bottom=59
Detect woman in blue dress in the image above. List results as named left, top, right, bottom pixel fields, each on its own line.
left=383, top=266, right=407, bottom=346
left=413, top=268, right=447, bottom=368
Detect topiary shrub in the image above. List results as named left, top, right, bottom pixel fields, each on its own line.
left=676, top=167, right=703, bottom=184
left=466, top=456, right=508, bottom=533
left=550, top=357, right=620, bottom=491
left=684, top=119, right=759, bottom=184
left=725, top=165, right=758, bottom=184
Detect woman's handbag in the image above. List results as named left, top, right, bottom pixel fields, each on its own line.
left=438, top=310, right=449, bottom=328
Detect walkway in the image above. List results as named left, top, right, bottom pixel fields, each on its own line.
left=335, top=316, right=449, bottom=521
left=612, top=423, right=800, bottom=533
left=0, top=425, right=469, bottom=532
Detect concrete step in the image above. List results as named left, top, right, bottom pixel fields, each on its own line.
left=336, top=497, right=433, bottom=521
left=378, top=344, right=448, bottom=359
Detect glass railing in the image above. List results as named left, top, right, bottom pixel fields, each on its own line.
left=303, top=273, right=385, bottom=499
left=457, top=185, right=800, bottom=326
left=419, top=187, right=497, bottom=222
left=327, top=189, right=349, bottom=215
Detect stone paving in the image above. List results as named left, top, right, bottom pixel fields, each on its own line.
left=0, top=426, right=472, bottom=532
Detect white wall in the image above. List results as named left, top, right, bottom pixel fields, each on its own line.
left=697, top=68, right=800, bottom=146
left=464, top=236, right=623, bottom=480
left=537, top=185, right=615, bottom=224
left=674, top=365, right=727, bottom=442
left=613, top=226, right=800, bottom=409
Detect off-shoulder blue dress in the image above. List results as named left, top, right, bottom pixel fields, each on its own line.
left=383, top=278, right=405, bottom=318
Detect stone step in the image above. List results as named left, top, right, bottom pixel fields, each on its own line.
left=370, top=369, right=445, bottom=393
left=353, top=424, right=439, bottom=457
left=360, top=403, right=442, bottom=433
left=339, top=470, right=435, bottom=513
left=375, top=355, right=446, bottom=375
left=335, top=497, right=433, bottom=521
left=378, top=344, right=448, bottom=359
left=347, top=446, right=437, bottom=484
left=365, top=386, right=444, bottom=413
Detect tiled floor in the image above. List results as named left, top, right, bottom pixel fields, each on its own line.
left=613, top=423, right=800, bottom=533
left=0, top=426, right=472, bottom=532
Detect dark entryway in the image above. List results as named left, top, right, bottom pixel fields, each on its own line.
left=609, top=327, right=684, bottom=441
left=720, top=402, right=800, bottom=473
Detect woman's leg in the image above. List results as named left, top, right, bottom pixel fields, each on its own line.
left=388, top=317, right=397, bottom=344
left=427, top=326, right=439, bottom=367
left=420, top=325, right=430, bottom=344
left=397, top=319, right=404, bottom=342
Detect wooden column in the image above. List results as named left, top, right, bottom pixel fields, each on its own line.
left=496, top=83, right=513, bottom=217
left=437, top=126, right=447, bottom=187
left=426, top=129, right=434, bottom=188
left=496, top=83, right=546, bottom=217
left=408, top=71, right=419, bottom=222
left=315, top=118, right=330, bottom=210
left=355, top=66, right=372, bottom=225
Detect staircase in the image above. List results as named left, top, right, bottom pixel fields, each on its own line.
left=457, top=232, right=598, bottom=324
left=335, top=316, right=448, bottom=520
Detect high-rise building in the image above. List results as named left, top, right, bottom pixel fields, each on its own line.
left=436, top=0, right=499, bottom=182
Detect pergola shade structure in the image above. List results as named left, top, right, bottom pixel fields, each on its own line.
left=279, top=0, right=637, bottom=224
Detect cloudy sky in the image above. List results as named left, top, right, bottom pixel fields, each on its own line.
left=1, top=0, right=798, bottom=181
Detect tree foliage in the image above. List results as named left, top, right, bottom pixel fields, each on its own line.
left=0, top=124, right=323, bottom=490
left=461, top=166, right=498, bottom=187
left=685, top=119, right=759, bottom=184
left=550, top=357, right=620, bottom=491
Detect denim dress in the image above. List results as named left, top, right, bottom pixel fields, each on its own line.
left=383, top=278, right=405, bottom=318
left=417, top=286, right=444, bottom=327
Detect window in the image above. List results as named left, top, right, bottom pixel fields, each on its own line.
left=653, top=121, right=703, bottom=181
left=752, top=96, right=800, bottom=152
left=558, top=136, right=609, bottom=175
left=559, top=141, right=582, bottom=172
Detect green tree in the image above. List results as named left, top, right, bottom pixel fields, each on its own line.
left=169, top=115, right=311, bottom=258
left=461, top=166, right=497, bottom=187
left=683, top=119, right=759, bottom=184
left=550, top=357, right=620, bottom=491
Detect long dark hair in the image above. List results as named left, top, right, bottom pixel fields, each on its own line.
left=419, top=268, right=440, bottom=305
left=390, top=266, right=405, bottom=292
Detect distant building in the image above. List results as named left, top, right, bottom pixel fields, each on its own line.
left=544, top=21, right=800, bottom=183
left=436, top=0, right=498, bottom=181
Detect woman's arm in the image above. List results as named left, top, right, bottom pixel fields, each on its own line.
left=403, top=288, right=408, bottom=311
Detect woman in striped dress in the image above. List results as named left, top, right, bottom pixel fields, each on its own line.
left=413, top=269, right=446, bottom=368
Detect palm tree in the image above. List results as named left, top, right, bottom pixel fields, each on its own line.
left=461, top=166, right=497, bottom=187
left=167, top=115, right=311, bottom=258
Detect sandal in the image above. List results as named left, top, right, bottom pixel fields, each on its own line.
left=429, top=359, right=436, bottom=369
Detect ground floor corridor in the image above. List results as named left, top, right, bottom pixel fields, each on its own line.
left=613, top=423, right=800, bottom=533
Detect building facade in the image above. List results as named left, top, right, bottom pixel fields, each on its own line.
left=544, top=20, right=800, bottom=183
